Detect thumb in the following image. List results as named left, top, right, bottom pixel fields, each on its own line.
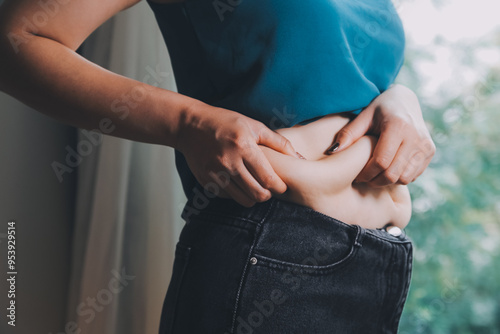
left=326, top=107, right=375, bottom=154
left=258, top=127, right=298, bottom=158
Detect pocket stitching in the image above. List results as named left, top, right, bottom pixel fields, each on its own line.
left=250, top=225, right=364, bottom=274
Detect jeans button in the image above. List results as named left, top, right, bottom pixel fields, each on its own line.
left=387, top=226, right=402, bottom=237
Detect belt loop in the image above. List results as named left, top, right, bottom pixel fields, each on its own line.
left=354, top=225, right=366, bottom=248
left=257, top=198, right=276, bottom=228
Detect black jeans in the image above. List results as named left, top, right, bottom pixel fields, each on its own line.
left=159, top=196, right=413, bottom=334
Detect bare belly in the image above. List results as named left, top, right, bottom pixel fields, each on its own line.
left=259, top=113, right=412, bottom=229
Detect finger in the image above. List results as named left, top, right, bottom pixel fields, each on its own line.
left=405, top=151, right=433, bottom=184
left=242, top=146, right=287, bottom=195
left=258, top=127, right=298, bottom=158
left=410, top=163, right=428, bottom=183
left=368, top=141, right=414, bottom=187
left=355, top=126, right=403, bottom=183
left=409, top=159, right=431, bottom=184
left=399, top=139, right=436, bottom=184
left=326, top=105, right=375, bottom=154
left=231, top=161, right=273, bottom=202
left=208, top=155, right=273, bottom=203
left=398, top=150, right=426, bottom=185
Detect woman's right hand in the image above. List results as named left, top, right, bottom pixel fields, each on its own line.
left=176, top=100, right=299, bottom=207
left=0, top=0, right=297, bottom=208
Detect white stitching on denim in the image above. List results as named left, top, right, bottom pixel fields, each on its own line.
left=229, top=200, right=275, bottom=334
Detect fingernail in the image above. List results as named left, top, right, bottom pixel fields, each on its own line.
left=326, top=143, right=340, bottom=154
left=296, top=151, right=307, bottom=160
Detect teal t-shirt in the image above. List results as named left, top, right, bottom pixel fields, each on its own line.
left=147, top=0, right=406, bottom=198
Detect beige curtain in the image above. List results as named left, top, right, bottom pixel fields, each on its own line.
left=65, top=2, right=186, bottom=333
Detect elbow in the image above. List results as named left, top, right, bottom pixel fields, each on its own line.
left=0, top=23, right=35, bottom=55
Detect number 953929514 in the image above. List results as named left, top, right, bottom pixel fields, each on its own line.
left=7, top=221, right=16, bottom=272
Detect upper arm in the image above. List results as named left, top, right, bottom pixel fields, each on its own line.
left=0, top=0, right=141, bottom=51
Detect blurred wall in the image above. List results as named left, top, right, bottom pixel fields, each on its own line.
left=0, top=92, right=76, bottom=334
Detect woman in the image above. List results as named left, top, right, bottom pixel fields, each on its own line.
left=0, top=0, right=435, bottom=333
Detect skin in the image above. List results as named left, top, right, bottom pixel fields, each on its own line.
left=260, top=113, right=412, bottom=229
left=328, top=84, right=436, bottom=187
left=0, top=0, right=435, bottom=208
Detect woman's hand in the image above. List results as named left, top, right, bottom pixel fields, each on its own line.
left=176, top=100, right=299, bottom=207
left=327, top=84, right=436, bottom=187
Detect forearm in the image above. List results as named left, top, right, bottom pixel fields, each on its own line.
left=0, top=0, right=300, bottom=207
left=0, top=32, right=197, bottom=148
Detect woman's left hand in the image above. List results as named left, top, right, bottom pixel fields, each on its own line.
left=326, top=84, right=436, bottom=187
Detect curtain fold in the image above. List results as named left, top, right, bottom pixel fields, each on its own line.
left=66, top=3, right=186, bottom=333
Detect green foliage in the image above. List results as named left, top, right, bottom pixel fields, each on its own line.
left=397, top=29, right=500, bottom=333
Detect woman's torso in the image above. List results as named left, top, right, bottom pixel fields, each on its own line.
left=260, top=114, right=412, bottom=229
left=147, top=0, right=406, bottom=199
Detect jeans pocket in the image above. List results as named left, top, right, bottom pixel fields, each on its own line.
left=252, top=223, right=364, bottom=275
left=233, top=225, right=369, bottom=334
left=159, top=242, right=191, bottom=334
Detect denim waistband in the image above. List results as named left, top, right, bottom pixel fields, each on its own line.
left=182, top=192, right=278, bottom=224
left=181, top=192, right=410, bottom=244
